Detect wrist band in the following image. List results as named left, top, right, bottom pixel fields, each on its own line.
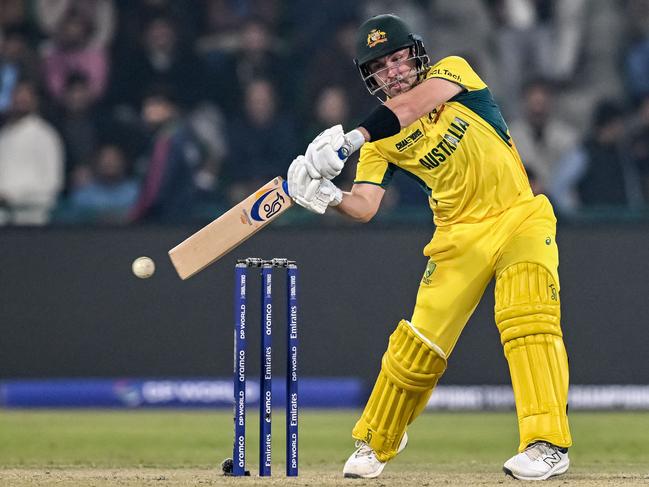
left=359, top=105, right=401, bottom=141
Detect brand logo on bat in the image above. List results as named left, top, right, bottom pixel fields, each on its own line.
left=250, top=187, right=286, bottom=222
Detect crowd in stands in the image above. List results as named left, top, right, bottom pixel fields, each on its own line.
left=0, top=0, right=648, bottom=225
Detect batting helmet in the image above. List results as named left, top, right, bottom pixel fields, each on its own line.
left=354, top=14, right=430, bottom=99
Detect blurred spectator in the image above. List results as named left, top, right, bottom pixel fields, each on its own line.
left=34, top=0, right=116, bottom=49
left=248, top=0, right=285, bottom=31
left=630, top=94, right=649, bottom=199
left=41, top=10, right=109, bottom=103
left=53, top=72, right=101, bottom=191
left=624, top=0, right=649, bottom=104
left=546, top=0, right=588, bottom=83
left=490, top=0, right=614, bottom=120
left=509, top=78, right=579, bottom=195
left=201, top=16, right=288, bottom=115
left=222, top=78, right=298, bottom=204
left=625, top=37, right=649, bottom=102
left=65, top=143, right=137, bottom=223
left=289, top=0, right=360, bottom=68
left=0, top=79, right=64, bottom=225
left=552, top=0, right=625, bottom=127
left=301, top=18, right=375, bottom=118
left=186, top=101, right=228, bottom=199
left=109, top=14, right=205, bottom=110
left=196, top=0, right=245, bottom=54
left=624, top=0, right=649, bottom=96
left=0, top=0, right=643, bottom=226
left=304, top=85, right=352, bottom=145
left=491, top=0, right=556, bottom=117
left=0, top=0, right=30, bottom=29
left=128, top=86, right=206, bottom=223
left=0, top=24, right=41, bottom=114
left=115, top=0, right=203, bottom=48
left=550, top=100, right=644, bottom=213
left=427, top=0, right=499, bottom=89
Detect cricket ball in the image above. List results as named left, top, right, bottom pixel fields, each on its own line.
left=132, top=256, right=155, bottom=279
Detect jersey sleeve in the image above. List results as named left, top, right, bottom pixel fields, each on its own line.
left=354, top=142, right=394, bottom=187
left=426, top=56, right=487, bottom=92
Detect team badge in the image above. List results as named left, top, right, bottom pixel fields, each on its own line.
left=422, top=260, right=437, bottom=285
left=367, top=29, right=387, bottom=48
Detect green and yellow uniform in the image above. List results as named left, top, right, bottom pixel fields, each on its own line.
left=352, top=56, right=572, bottom=460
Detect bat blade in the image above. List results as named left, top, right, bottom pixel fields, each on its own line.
left=169, top=177, right=292, bottom=279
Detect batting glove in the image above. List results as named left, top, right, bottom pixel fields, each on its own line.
left=304, top=125, right=346, bottom=180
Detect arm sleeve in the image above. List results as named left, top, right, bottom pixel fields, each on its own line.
left=353, top=143, right=394, bottom=188
left=426, top=56, right=487, bottom=92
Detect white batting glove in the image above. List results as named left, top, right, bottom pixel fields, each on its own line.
left=304, top=125, right=346, bottom=180
left=286, top=155, right=313, bottom=199
left=287, top=155, right=342, bottom=214
left=297, top=178, right=342, bottom=214
left=315, top=178, right=343, bottom=207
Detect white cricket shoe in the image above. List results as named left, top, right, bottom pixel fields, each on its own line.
left=343, top=432, right=408, bottom=478
left=503, top=441, right=569, bottom=481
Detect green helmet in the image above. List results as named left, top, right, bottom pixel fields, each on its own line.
left=354, top=14, right=429, bottom=99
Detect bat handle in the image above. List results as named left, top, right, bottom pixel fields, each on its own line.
left=282, top=179, right=290, bottom=196
left=337, top=130, right=365, bottom=160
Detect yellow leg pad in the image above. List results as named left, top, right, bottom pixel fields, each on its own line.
left=495, top=263, right=572, bottom=452
left=352, top=320, right=446, bottom=462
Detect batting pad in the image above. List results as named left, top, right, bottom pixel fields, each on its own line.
left=352, top=320, right=447, bottom=462
left=495, top=263, right=572, bottom=451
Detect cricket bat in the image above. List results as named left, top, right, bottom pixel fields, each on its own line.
left=169, top=177, right=292, bottom=279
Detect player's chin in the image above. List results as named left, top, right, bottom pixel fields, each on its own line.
left=388, top=84, right=413, bottom=97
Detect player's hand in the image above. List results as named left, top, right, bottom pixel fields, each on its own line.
left=287, top=155, right=342, bottom=214
left=297, top=178, right=342, bottom=214
left=287, top=154, right=309, bottom=199
left=315, top=178, right=343, bottom=207
left=304, top=125, right=346, bottom=180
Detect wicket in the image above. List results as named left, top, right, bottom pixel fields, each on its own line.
left=233, top=257, right=298, bottom=477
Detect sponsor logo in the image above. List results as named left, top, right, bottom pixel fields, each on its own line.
left=364, top=430, right=373, bottom=444
left=543, top=451, right=562, bottom=467
left=395, top=128, right=424, bottom=152
left=549, top=283, right=558, bottom=301
left=367, top=29, right=387, bottom=48
left=430, top=67, right=462, bottom=83
left=114, top=381, right=142, bottom=407
left=289, top=432, right=298, bottom=467
left=249, top=185, right=287, bottom=223
left=422, top=260, right=437, bottom=285
left=141, top=380, right=235, bottom=404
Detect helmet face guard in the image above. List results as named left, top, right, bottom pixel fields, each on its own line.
left=355, top=34, right=429, bottom=101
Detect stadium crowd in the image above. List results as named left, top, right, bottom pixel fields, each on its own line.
left=0, top=0, right=648, bottom=225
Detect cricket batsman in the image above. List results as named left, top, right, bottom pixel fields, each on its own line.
left=287, top=13, right=572, bottom=481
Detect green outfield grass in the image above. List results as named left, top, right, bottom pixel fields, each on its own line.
left=1, top=410, right=648, bottom=485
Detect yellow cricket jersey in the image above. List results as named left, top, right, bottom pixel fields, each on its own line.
left=355, top=56, right=533, bottom=226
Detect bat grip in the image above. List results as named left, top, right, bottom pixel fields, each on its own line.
left=337, top=130, right=365, bottom=159
left=282, top=179, right=290, bottom=196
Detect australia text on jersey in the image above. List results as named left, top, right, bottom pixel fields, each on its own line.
left=419, top=116, right=470, bottom=169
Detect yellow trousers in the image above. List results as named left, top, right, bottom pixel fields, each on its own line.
left=413, top=195, right=559, bottom=352
left=353, top=195, right=572, bottom=459
left=412, top=194, right=571, bottom=450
